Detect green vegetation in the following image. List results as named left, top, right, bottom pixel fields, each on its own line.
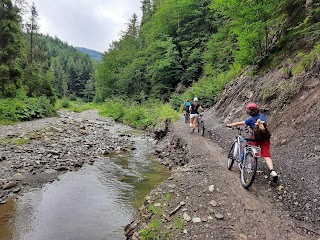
left=293, top=42, right=320, bottom=75
left=0, top=95, right=55, bottom=122
left=98, top=99, right=179, bottom=129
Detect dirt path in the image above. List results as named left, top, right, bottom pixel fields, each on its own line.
left=155, top=115, right=317, bottom=239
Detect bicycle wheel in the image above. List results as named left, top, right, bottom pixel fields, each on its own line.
left=184, top=113, right=189, bottom=123
left=227, top=141, right=236, bottom=170
left=240, top=149, right=257, bottom=189
left=201, top=121, right=205, bottom=136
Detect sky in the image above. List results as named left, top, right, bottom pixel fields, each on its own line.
left=27, top=0, right=142, bottom=53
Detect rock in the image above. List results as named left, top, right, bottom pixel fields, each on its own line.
left=215, top=213, right=224, bottom=220
left=44, top=169, right=57, bottom=175
left=210, top=200, right=218, bottom=207
left=57, top=166, right=69, bottom=171
left=12, top=187, right=21, bottom=193
left=154, top=203, right=161, bottom=207
left=183, top=213, right=191, bottom=222
left=74, top=161, right=83, bottom=168
left=0, top=200, right=7, bottom=204
left=13, top=173, right=24, bottom=181
left=209, top=185, right=215, bottom=192
left=192, top=217, right=202, bottom=223
left=3, top=181, right=17, bottom=190
left=239, top=234, right=248, bottom=240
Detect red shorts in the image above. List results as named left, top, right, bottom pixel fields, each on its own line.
left=248, top=139, right=271, bottom=158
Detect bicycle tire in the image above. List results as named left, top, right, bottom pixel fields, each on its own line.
left=201, top=122, right=205, bottom=136
left=240, top=149, right=257, bottom=189
left=227, top=141, right=236, bottom=170
left=184, top=114, right=189, bottom=123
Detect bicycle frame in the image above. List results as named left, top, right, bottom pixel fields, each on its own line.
left=234, top=127, right=260, bottom=163
left=227, top=126, right=261, bottom=189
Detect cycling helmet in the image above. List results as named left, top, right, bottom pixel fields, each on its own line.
left=194, top=97, right=198, bottom=102
left=246, top=102, right=258, bottom=110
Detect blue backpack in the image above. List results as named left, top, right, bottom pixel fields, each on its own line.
left=184, top=102, right=191, bottom=110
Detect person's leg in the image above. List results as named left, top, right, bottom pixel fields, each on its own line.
left=189, top=115, right=193, bottom=128
left=260, top=140, right=278, bottom=181
left=264, top=157, right=274, bottom=170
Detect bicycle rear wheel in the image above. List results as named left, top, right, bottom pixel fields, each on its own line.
left=227, top=141, right=236, bottom=170
left=201, top=122, right=205, bottom=136
left=184, top=113, right=189, bottom=123
left=240, top=149, right=257, bottom=189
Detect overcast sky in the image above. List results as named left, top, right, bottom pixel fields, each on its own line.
left=27, top=0, right=142, bottom=53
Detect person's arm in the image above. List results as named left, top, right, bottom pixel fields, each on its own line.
left=226, top=121, right=245, bottom=127
left=200, top=106, right=204, bottom=112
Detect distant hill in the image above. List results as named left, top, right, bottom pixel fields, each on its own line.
left=76, top=47, right=102, bottom=61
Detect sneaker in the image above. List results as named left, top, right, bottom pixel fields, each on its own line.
left=270, top=170, right=278, bottom=183
left=191, top=128, right=194, bottom=133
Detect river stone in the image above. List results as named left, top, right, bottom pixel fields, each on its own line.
left=13, top=173, right=24, bottom=181
left=210, top=200, right=218, bottom=207
left=183, top=213, right=191, bottom=222
left=215, top=213, right=224, bottom=220
left=3, top=181, right=17, bottom=190
left=44, top=169, right=57, bottom=175
left=209, top=185, right=214, bottom=192
left=192, top=217, right=202, bottom=223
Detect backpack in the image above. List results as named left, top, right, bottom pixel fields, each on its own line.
left=253, top=114, right=271, bottom=141
left=184, top=102, right=191, bottom=110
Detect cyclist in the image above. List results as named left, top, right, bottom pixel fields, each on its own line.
left=189, top=97, right=204, bottom=133
left=183, top=98, right=191, bottom=118
left=226, top=102, right=278, bottom=182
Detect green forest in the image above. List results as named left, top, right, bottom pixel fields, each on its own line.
left=1, top=0, right=319, bottom=126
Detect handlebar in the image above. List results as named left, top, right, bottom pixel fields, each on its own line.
left=226, top=126, right=250, bottom=133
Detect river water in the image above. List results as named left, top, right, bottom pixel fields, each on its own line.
left=0, top=130, right=170, bottom=240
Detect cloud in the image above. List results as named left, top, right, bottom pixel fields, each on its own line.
left=29, top=0, right=141, bottom=52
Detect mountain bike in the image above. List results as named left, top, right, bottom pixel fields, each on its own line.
left=197, top=113, right=205, bottom=136
left=184, top=111, right=190, bottom=123
left=227, top=126, right=260, bottom=189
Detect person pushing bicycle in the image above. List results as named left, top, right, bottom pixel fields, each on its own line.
left=189, top=97, right=204, bottom=133
left=184, top=98, right=191, bottom=118
left=226, top=102, right=278, bottom=182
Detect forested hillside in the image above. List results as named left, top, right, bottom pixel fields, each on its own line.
left=96, top=0, right=320, bottom=107
left=76, top=47, right=102, bottom=61
left=0, top=0, right=96, bottom=122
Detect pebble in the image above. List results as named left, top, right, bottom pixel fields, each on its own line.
left=192, top=217, right=202, bottom=223
left=210, top=200, right=218, bottom=207
left=209, top=185, right=214, bottom=192
left=183, top=213, right=191, bottom=222
left=215, top=213, right=224, bottom=220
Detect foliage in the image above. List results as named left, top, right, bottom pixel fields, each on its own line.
left=182, top=64, right=242, bottom=107
left=292, top=41, right=320, bottom=75
left=0, top=96, right=55, bottom=122
left=97, top=98, right=179, bottom=129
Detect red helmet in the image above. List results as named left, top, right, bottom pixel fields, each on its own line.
left=246, top=102, right=258, bottom=110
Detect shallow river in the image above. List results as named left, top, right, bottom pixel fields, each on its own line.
left=0, top=130, right=170, bottom=240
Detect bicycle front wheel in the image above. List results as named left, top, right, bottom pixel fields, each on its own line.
left=240, top=149, right=257, bottom=189
left=227, top=141, right=236, bottom=170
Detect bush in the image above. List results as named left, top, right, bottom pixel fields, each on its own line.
left=97, top=99, right=179, bottom=129
left=0, top=96, right=56, bottom=123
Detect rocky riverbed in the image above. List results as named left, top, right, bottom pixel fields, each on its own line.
left=0, top=110, right=137, bottom=205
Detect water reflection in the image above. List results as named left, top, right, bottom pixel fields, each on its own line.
left=0, top=198, right=15, bottom=240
